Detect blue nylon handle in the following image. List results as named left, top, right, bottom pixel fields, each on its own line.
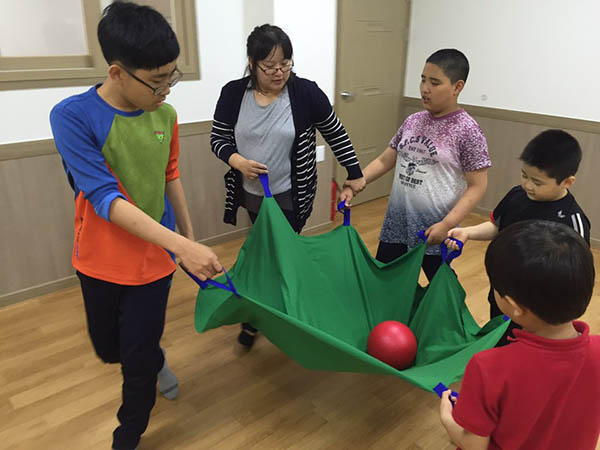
left=180, top=265, right=241, bottom=298
left=440, top=237, right=464, bottom=264
left=337, top=201, right=351, bottom=226
left=258, top=173, right=272, bottom=198
left=416, top=230, right=464, bottom=265
left=433, top=382, right=459, bottom=406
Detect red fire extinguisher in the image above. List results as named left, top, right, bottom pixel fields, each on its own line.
left=330, top=179, right=338, bottom=221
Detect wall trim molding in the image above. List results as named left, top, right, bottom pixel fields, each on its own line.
left=0, top=120, right=214, bottom=162
left=0, top=275, right=79, bottom=309
left=302, top=221, right=334, bottom=236
left=402, top=97, right=600, bottom=135
left=198, top=225, right=250, bottom=247
left=179, top=120, right=213, bottom=137
left=0, top=138, right=58, bottom=161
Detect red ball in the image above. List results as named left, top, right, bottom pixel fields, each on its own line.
left=367, top=320, right=417, bottom=370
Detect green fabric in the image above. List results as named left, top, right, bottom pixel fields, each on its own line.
left=195, top=197, right=510, bottom=391
left=102, top=104, right=176, bottom=221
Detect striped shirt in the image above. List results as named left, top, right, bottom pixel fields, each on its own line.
left=210, top=75, right=362, bottom=230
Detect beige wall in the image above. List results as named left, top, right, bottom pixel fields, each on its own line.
left=0, top=125, right=334, bottom=306
left=403, top=100, right=600, bottom=247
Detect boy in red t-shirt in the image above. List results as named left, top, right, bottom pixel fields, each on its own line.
left=439, top=220, right=599, bottom=450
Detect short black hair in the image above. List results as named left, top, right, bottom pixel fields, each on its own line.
left=246, top=24, right=294, bottom=89
left=519, top=130, right=582, bottom=183
left=485, top=220, right=594, bottom=325
left=426, top=49, right=469, bottom=84
left=98, top=1, right=179, bottom=70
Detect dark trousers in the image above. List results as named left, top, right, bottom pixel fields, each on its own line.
left=243, top=208, right=301, bottom=335
left=488, top=287, right=521, bottom=347
left=77, top=271, right=173, bottom=450
left=375, top=241, right=444, bottom=282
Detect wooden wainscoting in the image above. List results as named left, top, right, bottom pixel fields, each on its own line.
left=0, top=122, right=334, bottom=306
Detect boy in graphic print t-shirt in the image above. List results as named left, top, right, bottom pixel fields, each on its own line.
left=385, top=110, right=489, bottom=251
left=343, top=49, right=490, bottom=280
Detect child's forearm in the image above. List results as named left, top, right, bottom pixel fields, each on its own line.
left=363, top=146, right=396, bottom=184
left=166, top=178, right=195, bottom=240
left=109, top=197, right=188, bottom=255
left=441, top=413, right=490, bottom=450
left=109, top=197, right=222, bottom=280
left=459, top=221, right=499, bottom=241
left=441, top=413, right=466, bottom=447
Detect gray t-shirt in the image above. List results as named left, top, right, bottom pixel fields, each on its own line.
left=234, top=86, right=295, bottom=200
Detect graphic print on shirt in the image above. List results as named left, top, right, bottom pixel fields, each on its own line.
left=154, top=130, right=165, bottom=143
left=396, top=135, right=439, bottom=189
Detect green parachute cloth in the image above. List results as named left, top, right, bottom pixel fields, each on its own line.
left=194, top=195, right=509, bottom=392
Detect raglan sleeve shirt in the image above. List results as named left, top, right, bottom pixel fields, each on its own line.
left=50, top=101, right=127, bottom=222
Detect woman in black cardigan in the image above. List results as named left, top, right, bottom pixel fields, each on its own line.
left=210, top=24, right=365, bottom=347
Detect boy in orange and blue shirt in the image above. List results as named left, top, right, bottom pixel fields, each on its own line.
left=50, top=2, right=221, bottom=449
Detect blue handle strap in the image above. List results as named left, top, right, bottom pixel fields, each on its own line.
left=258, top=173, right=272, bottom=198
left=417, top=230, right=463, bottom=265
left=180, top=265, right=241, bottom=298
left=440, top=237, right=464, bottom=264
left=337, top=201, right=351, bottom=226
left=433, top=382, right=459, bottom=406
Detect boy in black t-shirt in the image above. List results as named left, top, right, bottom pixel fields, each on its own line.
left=446, top=129, right=591, bottom=345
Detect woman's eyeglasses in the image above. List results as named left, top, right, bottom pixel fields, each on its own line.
left=257, top=61, right=294, bottom=76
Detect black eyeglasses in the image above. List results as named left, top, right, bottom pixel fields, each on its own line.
left=257, top=61, right=294, bottom=76
left=117, top=64, right=183, bottom=96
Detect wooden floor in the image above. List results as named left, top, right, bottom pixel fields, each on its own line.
left=1, top=197, right=599, bottom=450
